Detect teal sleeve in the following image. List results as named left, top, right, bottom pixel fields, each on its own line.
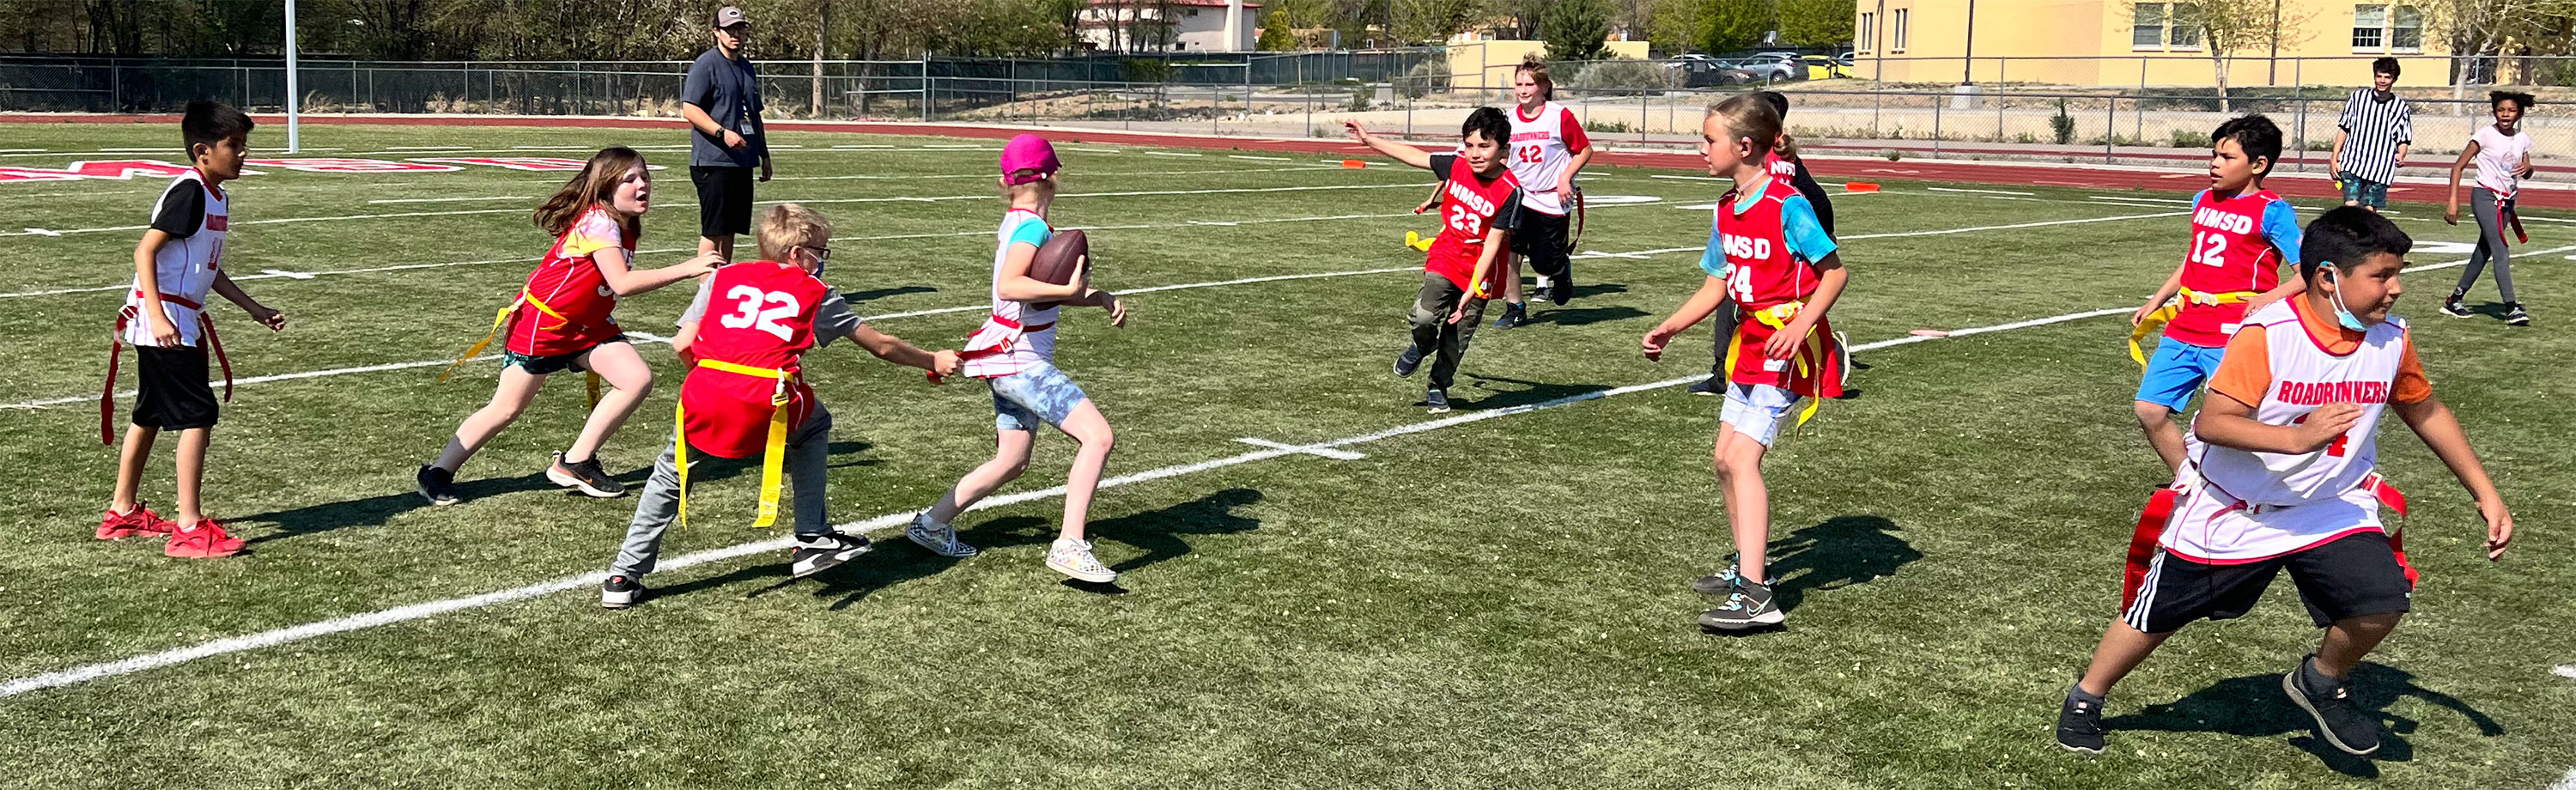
left=1007, top=219, right=1052, bottom=249
left=1781, top=196, right=1838, bottom=262
left=1698, top=218, right=1726, bottom=277
left=2263, top=199, right=2303, bottom=265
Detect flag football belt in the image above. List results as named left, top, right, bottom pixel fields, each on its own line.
left=1567, top=186, right=1586, bottom=250
left=1720, top=301, right=1826, bottom=428
left=438, top=289, right=604, bottom=407
left=2118, top=472, right=2414, bottom=611
left=2127, top=286, right=2257, bottom=368
left=674, top=359, right=800, bottom=530
left=940, top=313, right=1053, bottom=382
left=101, top=291, right=232, bottom=446
left=2487, top=187, right=2529, bottom=245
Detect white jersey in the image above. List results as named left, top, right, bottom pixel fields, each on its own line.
left=1504, top=101, right=1590, bottom=216
left=959, top=209, right=1060, bottom=378
left=2166, top=300, right=2409, bottom=561
left=120, top=169, right=228, bottom=347
left=2471, top=125, right=2533, bottom=198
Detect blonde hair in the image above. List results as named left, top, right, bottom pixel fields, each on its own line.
left=756, top=203, right=834, bottom=262
left=1001, top=172, right=1058, bottom=203
left=1706, top=93, right=1783, bottom=159
left=534, top=147, right=646, bottom=240
left=1515, top=56, right=1554, bottom=102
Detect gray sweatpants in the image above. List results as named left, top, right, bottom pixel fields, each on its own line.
left=610, top=404, right=834, bottom=579
left=2456, top=188, right=2518, bottom=303
left=1407, top=273, right=1492, bottom=391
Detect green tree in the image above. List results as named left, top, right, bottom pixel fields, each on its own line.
left=1705, top=0, right=1773, bottom=52
left=1543, top=0, right=1613, bottom=61
left=1257, top=8, right=1297, bottom=50
left=1775, top=0, right=1852, bottom=47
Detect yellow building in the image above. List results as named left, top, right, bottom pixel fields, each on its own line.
left=1852, top=0, right=2451, bottom=88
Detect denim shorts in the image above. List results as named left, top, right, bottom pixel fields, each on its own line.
left=989, top=360, right=1091, bottom=432
left=502, top=334, right=628, bottom=376
left=1721, top=382, right=1802, bottom=447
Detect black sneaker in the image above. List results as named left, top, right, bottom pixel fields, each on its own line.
left=600, top=574, right=646, bottom=610
left=1686, top=377, right=1722, bottom=396
left=2504, top=303, right=2530, bottom=326
left=1692, top=553, right=1743, bottom=595
left=2439, top=295, right=2470, bottom=319
left=1393, top=343, right=1426, bottom=378
left=1492, top=303, right=1528, bottom=330
left=1425, top=387, right=1452, bottom=414
left=2057, top=686, right=2108, bottom=755
left=547, top=452, right=625, bottom=498
left=1548, top=264, right=1573, bottom=306
left=2284, top=654, right=2381, bottom=756
left=1698, top=578, right=1783, bottom=629
left=416, top=465, right=461, bottom=506
left=789, top=533, right=872, bottom=579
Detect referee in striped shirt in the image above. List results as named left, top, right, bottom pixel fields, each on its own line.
left=2332, top=58, right=2414, bottom=212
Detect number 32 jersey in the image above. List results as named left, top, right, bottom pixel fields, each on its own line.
left=680, top=261, right=830, bottom=458
left=1424, top=153, right=1524, bottom=292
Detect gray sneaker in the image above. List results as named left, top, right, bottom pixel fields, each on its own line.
left=905, top=513, right=980, bottom=557
left=1691, top=553, right=1744, bottom=595
left=599, top=574, right=646, bottom=610
left=1698, top=578, right=1783, bottom=630
left=2284, top=654, right=2381, bottom=756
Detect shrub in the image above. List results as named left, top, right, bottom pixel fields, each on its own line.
left=1399, top=58, right=1452, bottom=100
left=1882, top=148, right=1903, bottom=161
left=1584, top=118, right=1635, bottom=134
left=1346, top=86, right=1372, bottom=112
left=2170, top=128, right=2212, bottom=149
left=1564, top=58, right=1671, bottom=95
left=2050, top=98, right=2078, bottom=144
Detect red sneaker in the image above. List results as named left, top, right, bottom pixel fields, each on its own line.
left=96, top=502, right=176, bottom=540
left=164, top=519, right=246, bottom=559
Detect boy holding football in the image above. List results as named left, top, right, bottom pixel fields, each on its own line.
left=2057, top=207, right=2514, bottom=757
left=1348, top=108, right=1525, bottom=414
left=599, top=204, right=960, bottom=607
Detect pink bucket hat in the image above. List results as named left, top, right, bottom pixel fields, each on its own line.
left=999, top=134, right=1060, bottom=185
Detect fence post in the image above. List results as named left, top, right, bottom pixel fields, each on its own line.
left=1245, top=58, right=1254, bottom=128
left=2105, top=93, right=2116, bottom=164
left=1303, top=58, right=1310, bottom=137
left=1932, top=98, right=1942, bottom=157
left=919, top=55, right=929, bottom=121
left=110, top=62, right=121, bottom=111
left=1639, top=89, right=1648, bottom=144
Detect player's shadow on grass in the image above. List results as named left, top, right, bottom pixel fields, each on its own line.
left=845, top=284, right=936, bottom=303
left=1763, top=514, right=1920, bottom=614
left=1524, top=305, right=1649, bottom=327
left=680, top=487, right=1268, bottom=608
left=1458, top=374, right=1612, bottom=410
left=2101, top=662, right=2502, bottom=777
left=2456, top=301, right=2522, bottom=323
left=236, top=444, right=871, bottom=545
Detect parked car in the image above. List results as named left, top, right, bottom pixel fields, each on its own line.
left=1674, top=59, right=1759, bottom=88
left=1801, top=55, right=1850, bottom=80
left=1834, top=52, right=1855, bottom=70
left=1663, top=52, right=1722, bottom=70
left=1735, top=53, right=1801, bottom=82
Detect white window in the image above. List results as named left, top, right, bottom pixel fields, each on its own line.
left=1858, top=12, right=1874, bottom=53
left=1892, top=9, right=1909, bottom=52
left=2168, top=4, right=2202, bottom=50
left=2133, top=3, right=2166, bottom=48
left=2391, top=6, right=2422, bottom=52
left=2354, top=4, right=2387, bottom=51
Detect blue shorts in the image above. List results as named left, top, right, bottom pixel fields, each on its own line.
left=2338, top=172, right=2389, bottom=210
left=989, top=360, right=1091, bottom=432
left=2135, top=340, right=2227, bottom=413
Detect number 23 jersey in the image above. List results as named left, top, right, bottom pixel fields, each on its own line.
left=679, top=262, right=830, bottom=458
left=1424, top=153, right=1525, bottom=292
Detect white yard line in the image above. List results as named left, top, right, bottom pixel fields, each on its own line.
left=0, top=303, right=2141, bottom=699
left=367, top=195, right=535, bottom=204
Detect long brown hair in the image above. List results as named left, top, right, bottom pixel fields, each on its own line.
left=534, top=146, right=647, bottom=240
left=1516, top=56, right=1553, bottom=103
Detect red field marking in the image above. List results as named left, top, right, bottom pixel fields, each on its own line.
left=9, top=112, right=2573, bottom=210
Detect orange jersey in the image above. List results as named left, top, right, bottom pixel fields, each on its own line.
left=679, top=262, right=829, bottom=459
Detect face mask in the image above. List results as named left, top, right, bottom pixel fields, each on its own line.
left=2323, top=268, right=2369, bottom=331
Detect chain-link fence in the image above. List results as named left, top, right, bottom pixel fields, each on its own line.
left=6, top=52, right=2565, bottom=172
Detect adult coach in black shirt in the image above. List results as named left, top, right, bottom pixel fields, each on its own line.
left=682, top=5, right=770, bottom=263
left=1692, top=91, right=1835, bottom=396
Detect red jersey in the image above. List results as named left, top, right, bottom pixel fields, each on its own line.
left=679, top=261, right=829, bottom=459
left=1716, top=177, right=1844, bottom=398
left=1424, top=154, right=1524, bottom=293
left=508, top=205, right=631, bottom=356
left=2166, top=188, right=2296, bottom=347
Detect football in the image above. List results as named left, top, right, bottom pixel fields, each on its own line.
left=1027, top=228, right=1088, bottom=310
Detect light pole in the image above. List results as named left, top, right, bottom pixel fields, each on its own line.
left=2268, top=0, right=2281, bottom=85
left=1962, top=0, right=1977, bottom=84
left=284, top=0, right=299, bottom=152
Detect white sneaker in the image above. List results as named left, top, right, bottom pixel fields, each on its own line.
left=1047, top=538, right=1117, bottom=583
left=905, top=513, right=979, bottom=557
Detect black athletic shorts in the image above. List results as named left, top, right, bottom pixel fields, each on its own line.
left=1509, top=210, right=1571, bottom=278
left=131, top=343, right=218, bottom=431
left=690, top=165, right=756, bottom=239
left=2122, top=532, right=2412, bottom=634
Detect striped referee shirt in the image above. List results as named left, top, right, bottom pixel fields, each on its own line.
left=2336, top=88, right=2413, bottom=184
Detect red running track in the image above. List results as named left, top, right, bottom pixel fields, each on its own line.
left=11, top=112, right=2571, bottom=211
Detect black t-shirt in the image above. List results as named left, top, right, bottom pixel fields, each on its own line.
left=149, top=180, right=204, bottom=237
left=1788, top=158, right=1834, bottom=237
left=1427, top=153, right=1525, bottom=233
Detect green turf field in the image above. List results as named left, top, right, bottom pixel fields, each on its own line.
left=0, top=122, right=2569, bottom=789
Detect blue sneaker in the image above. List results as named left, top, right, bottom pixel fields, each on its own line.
left=1425, top=387, right=1451, bottom=414
left=1394, top=343, right=1425, bottom=378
